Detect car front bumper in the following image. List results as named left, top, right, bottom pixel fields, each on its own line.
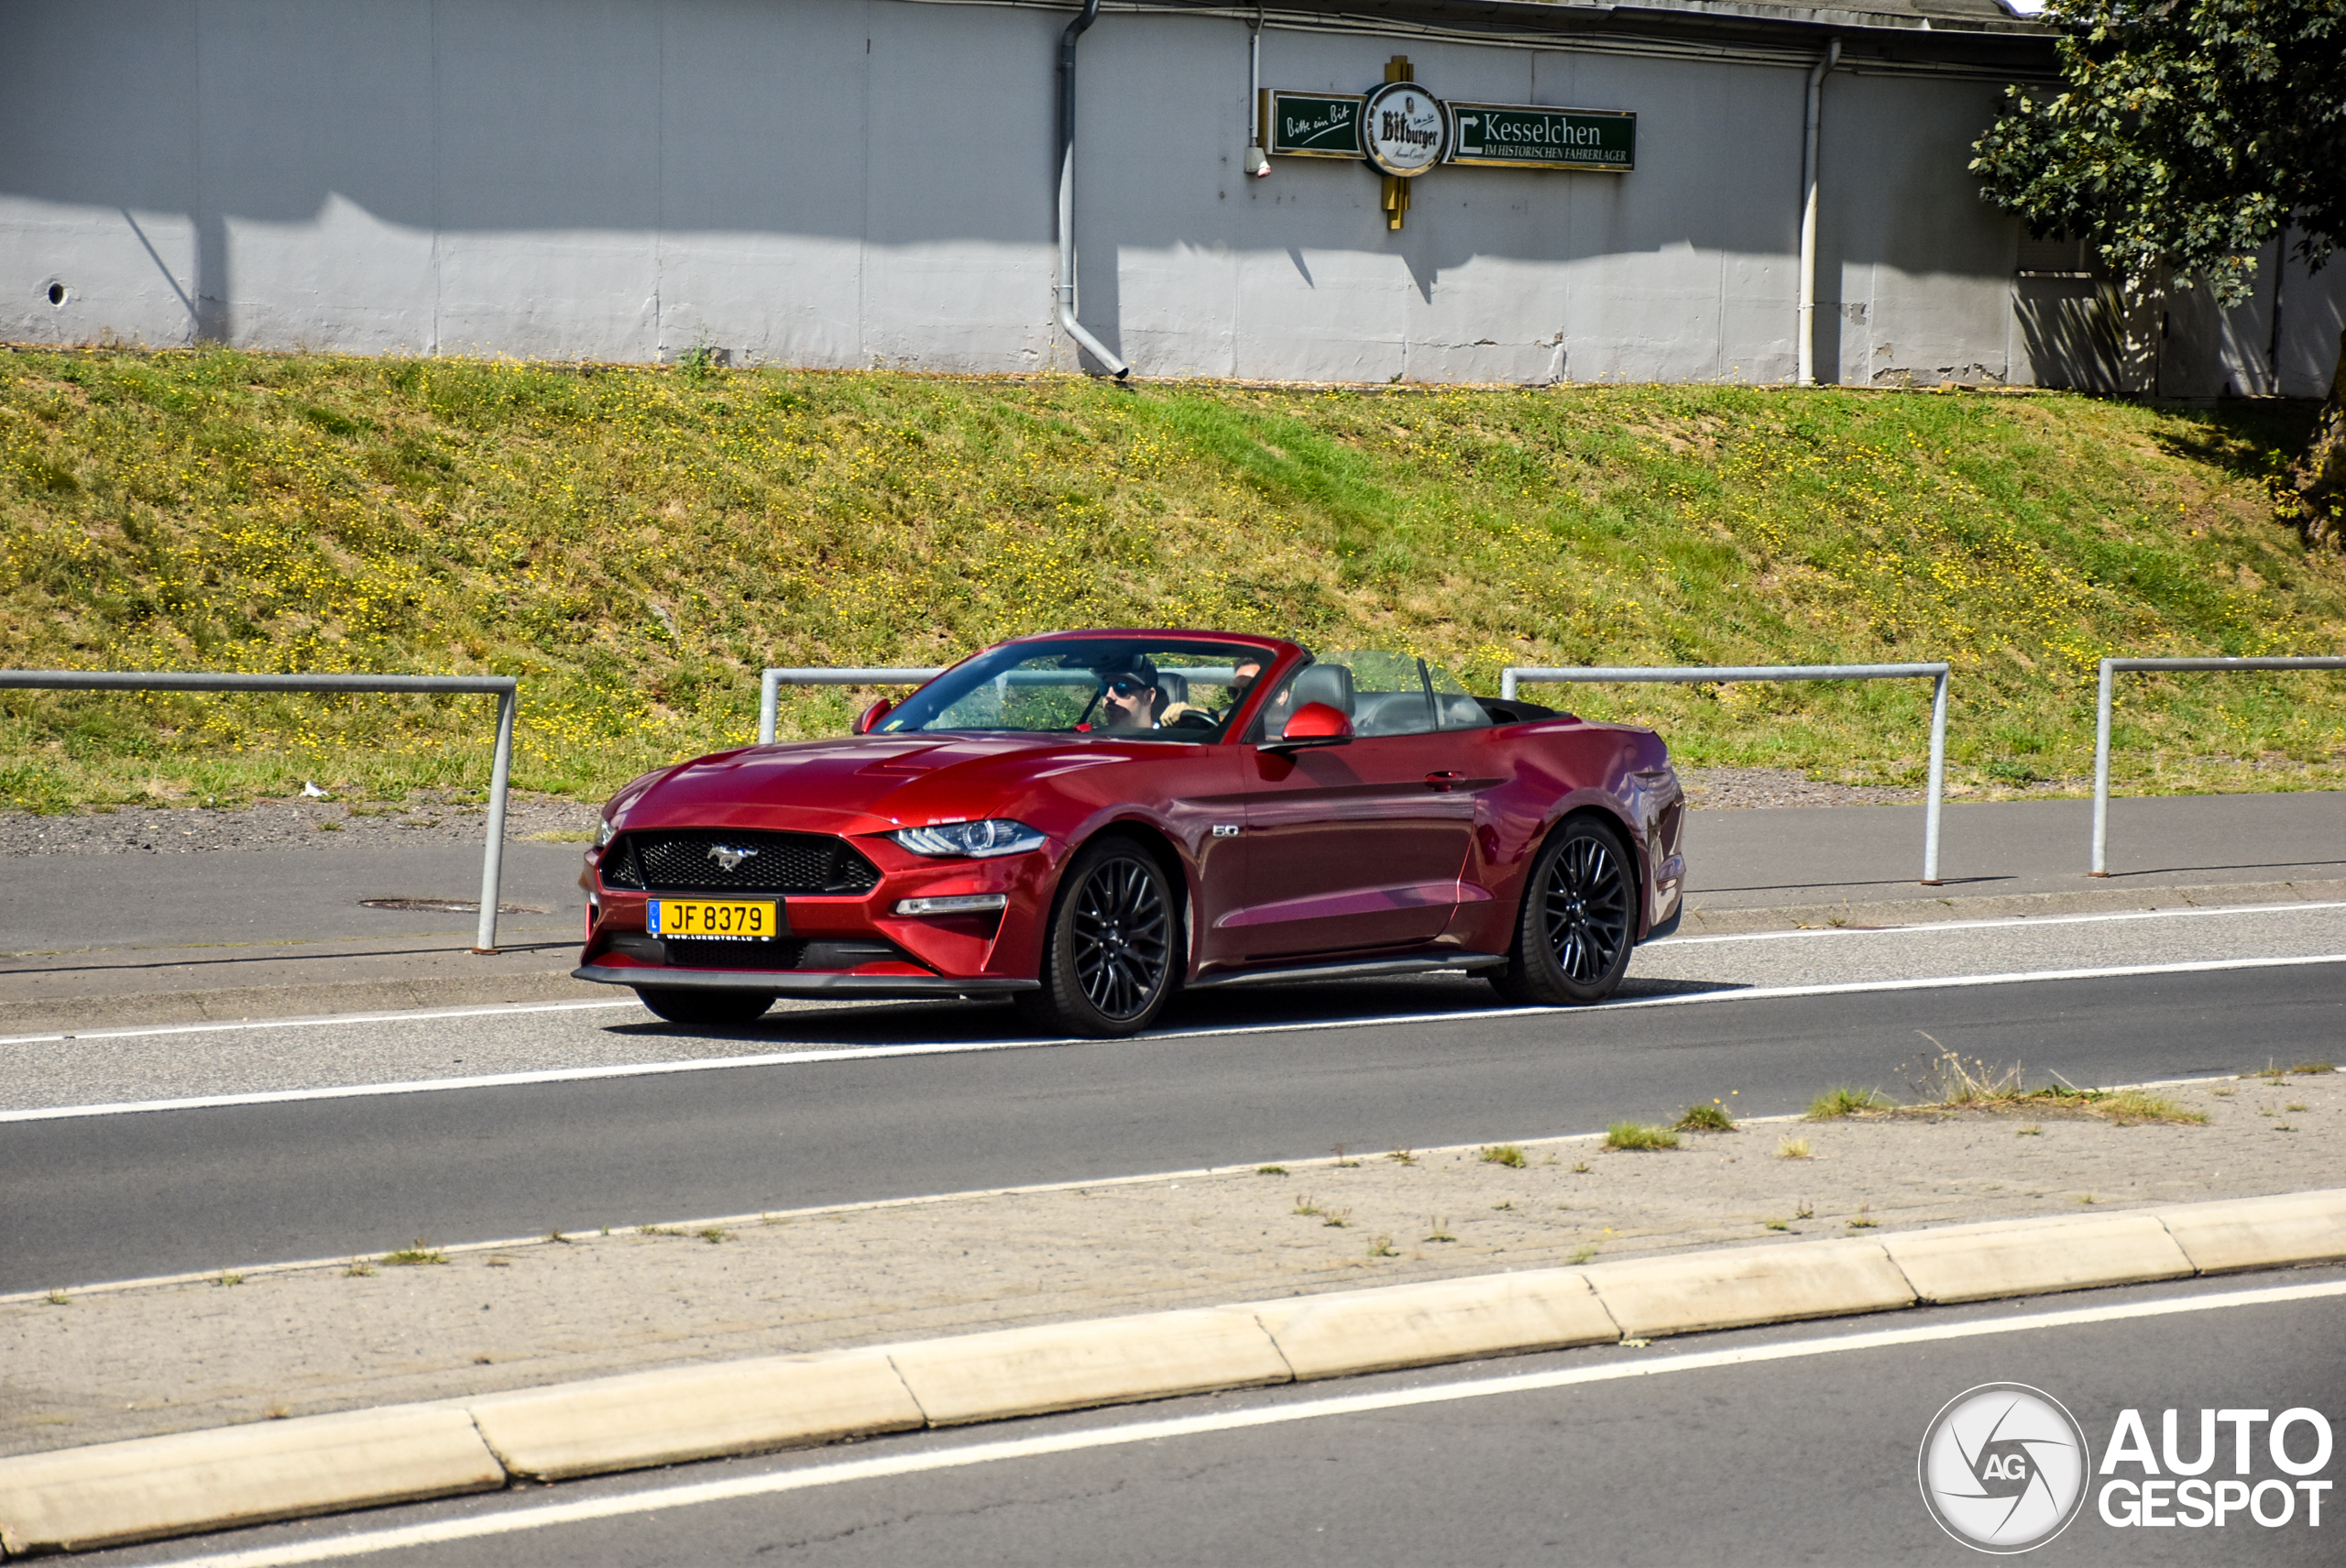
left=572, top=964, right=1039, bottom=998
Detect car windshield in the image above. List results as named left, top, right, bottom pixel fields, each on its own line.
left=874, top=639, right=1272, bottom=741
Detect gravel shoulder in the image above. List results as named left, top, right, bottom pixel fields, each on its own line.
left=5, top=1070, right=2335, bottom=1459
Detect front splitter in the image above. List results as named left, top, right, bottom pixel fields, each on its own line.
left=572, top=964, right=1038, bottom=999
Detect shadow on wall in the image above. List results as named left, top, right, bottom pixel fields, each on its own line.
left=2014, top=280, right=2154, bottom=395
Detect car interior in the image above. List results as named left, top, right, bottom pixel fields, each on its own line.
left=1257, top=656, right=1502, bottom=739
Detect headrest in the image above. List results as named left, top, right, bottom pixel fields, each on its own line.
left=1288, top=663, right=1353, bottom=715
left=1155, top=670, right=1189, bottom=705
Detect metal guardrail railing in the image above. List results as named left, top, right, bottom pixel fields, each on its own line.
left=2091, top=655, right=2346, bottom=876
left=757, top=667, right=943, bottom=745
left=1503, top=663, right=1952, bottom=885
left=1, top=671, right=521, bottom=952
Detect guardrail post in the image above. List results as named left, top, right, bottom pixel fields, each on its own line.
left=2090, top=657, right=2116, bottom=878
left=1922, top=665, right=1948, bottom=885
left=3, top=668, right=531, bottom=959
left=758, top=668, right=782, bottom=747
left=757, top=668, right=947, bottom=742
left=1500, top=661, right=1955, bottom=887
left=473, top=682, right=518, bottom=954
left=2082, top=653, right=2345, bottom=875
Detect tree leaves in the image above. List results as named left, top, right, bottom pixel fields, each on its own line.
left=1972, top=0, right=2346, bottom=305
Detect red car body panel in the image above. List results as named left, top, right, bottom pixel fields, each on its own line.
left=575, top=631, right=1686, bottom=999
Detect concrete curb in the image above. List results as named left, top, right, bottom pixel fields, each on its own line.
left=468, top=1348, right=925, bottom=1482
left=2, top=1190, right=2339, bottom=1556
left=1584, top=1235, right=1916, bottom=1337
left=0, top=1406, right=503, bottom=1556
left=1880, top=1210, right=2195, bottom=1303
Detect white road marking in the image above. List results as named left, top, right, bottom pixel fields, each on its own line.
left=1593, top=950, right=2346, bottom=1012
left=1650, top=898, right=2346, bottom=946
left=7, top=950, right=2341, bottom=1126
left=142, top=1278, right=2346, bottom=1568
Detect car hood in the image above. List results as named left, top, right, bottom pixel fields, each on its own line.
left=608, top=733, right=1148, bottom=836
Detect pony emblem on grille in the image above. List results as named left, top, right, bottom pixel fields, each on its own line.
left=705, top=844, right=759, bottom=872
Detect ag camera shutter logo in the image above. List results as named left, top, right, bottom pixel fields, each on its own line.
left=1918, top=1383, right=2091, bottom=1553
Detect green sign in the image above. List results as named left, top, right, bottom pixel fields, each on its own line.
left=1262, top=90, right=1365, bottom=159
left=1449, top=104, right=1635, bottom=172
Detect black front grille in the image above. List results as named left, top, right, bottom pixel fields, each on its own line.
left=664, top=938, right=806, bottom=969
left=602, top=829, right=882, bottom=895
left=599, top=933, right=907, bottom=970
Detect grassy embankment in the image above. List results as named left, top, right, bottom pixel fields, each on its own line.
left=2, top=347, right=2341, bottom=813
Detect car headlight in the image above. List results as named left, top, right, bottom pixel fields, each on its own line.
left=890, top=819, right=1047, bottom=859
left=596, top=817, right=620, bottom=849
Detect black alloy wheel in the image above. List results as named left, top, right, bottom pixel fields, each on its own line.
left=633, top=986, right=776, bottom=1026
left=1017, top=837, right=1178, bottom=1037
left=1489, top=816, right=1637, bottom=1006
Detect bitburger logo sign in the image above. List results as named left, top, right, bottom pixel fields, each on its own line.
left=1918, top=1384, right=2091, bottom=1553
left=1359, top=80, right=1446, bottom=177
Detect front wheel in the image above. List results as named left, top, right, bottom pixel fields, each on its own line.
left=633, top=986, right=775, bottom=1026
left=1488, top=817, right=1637, bottom=1006
left=1014, top=837, right=1178, bottom=1038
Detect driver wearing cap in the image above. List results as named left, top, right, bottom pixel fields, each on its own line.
left=1092, top=654, right=1161, bottom=732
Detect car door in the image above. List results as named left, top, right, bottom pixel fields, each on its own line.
left=1226, top=656, right=1476, bottom=959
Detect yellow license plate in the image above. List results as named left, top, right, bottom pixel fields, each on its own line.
left=647, top=898, right=782, bottom=939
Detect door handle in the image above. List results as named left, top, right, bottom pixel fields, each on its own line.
left=1424, top=771, right=1464, bottom=791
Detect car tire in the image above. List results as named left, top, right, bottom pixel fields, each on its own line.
left=633, top=986, right=775, bottom=1026
left=1488, top=816, right=1637, bottom=1006
left=1014, top=836, right=1178, bottom=1038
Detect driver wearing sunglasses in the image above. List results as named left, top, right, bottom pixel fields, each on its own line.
left=1093, top=655, right=1161, bottom=731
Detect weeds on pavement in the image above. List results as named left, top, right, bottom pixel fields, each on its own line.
left=1808, top=1087, right=1895, bottom=1120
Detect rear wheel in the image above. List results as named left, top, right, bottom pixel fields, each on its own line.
left=1014, top=837, right=1178, bottom=1038
left=633, top=987, right=775, bottom=1026
left=1489, top=816, right=1637, bottom=1006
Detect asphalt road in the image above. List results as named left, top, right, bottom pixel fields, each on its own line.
left=9, top=792, right=2340, bottom=957
left=13, top=901, right=2345, bottom=1111
left=77, top=1267, right=2346, bottom=1568
left=5, top=949, right=2340, bottom=1292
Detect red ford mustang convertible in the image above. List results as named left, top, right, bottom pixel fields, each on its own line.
left=576, top=630, right=1686, bottom=1036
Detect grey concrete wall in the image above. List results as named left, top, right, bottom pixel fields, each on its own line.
left=1093, top=26, right=1814, bottom=384
left=4, top=0, right=2339, bottom=393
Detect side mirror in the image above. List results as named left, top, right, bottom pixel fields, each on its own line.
left=852, top=697, right=893, bottom=736
left=1264, top=701, right=1354, bottom=752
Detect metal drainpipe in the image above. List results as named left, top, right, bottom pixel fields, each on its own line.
left=1796, top=37, right=1841, bottom=387
left=1058, top=0, right=1131, bottom=379
left=2267, top=215, right=2289, bottom=391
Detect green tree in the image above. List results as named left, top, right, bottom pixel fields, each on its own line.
left=1971, top=0, right=2346, bottom=543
